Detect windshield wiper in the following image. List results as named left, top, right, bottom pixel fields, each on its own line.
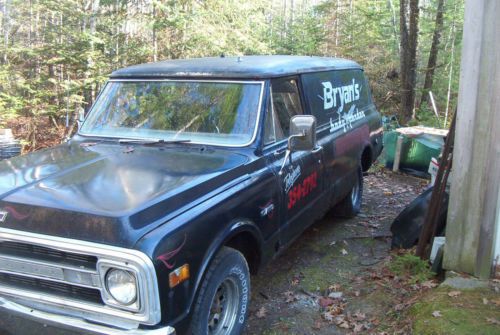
left=118, top=139, right=191, bottom=145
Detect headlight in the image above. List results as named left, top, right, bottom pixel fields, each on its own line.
left=105, top=268, right=138, bottom=305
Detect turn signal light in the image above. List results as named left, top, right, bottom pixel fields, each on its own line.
left=169, top=264, right=190, bottom=288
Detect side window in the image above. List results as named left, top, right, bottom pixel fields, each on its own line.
left=263, top=99, right=282, bottom=144
left=271, top=78, right=303, bottom=140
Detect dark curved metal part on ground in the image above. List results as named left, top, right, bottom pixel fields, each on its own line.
left=390, top=186, right=449, bottom=249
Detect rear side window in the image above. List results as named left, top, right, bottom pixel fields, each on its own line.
left=301, top=70, right=371, bottom=131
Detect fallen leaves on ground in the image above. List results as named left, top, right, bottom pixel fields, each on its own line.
left=283, top=291, right=296, bottom=303
left=394, top=304, right=405, bottom=311
left=319, top=297, right=336, bottom=308
left=328, top=291, right=343, bottom=299
left=421, top=280, right=438, bottom=289
left=319, top=285, right=373, bottom=333
left=448, top=290, right=462, bottom=297
left=255, top=306, right=267, bottom=319
left=329, top=284, right=342, bottom=292
left=486, top=317, right=500, bottom=325
left=353, top=311, right=367, bottom=321
left=323, top=311, right=371, bottom=333
left=491, top=298, right=500, bottom=306
left=325, top=301, right=345, bottom=316
left=312, top=320, right=322, bottom=330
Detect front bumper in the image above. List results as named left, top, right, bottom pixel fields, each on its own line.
left=0, top=296, right=175, bottom=335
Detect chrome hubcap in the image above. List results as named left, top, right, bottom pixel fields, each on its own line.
left=208, top=277, right=239, bottom=335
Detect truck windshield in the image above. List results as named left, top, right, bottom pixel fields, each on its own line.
left=80, top=80, right=263, bottom=146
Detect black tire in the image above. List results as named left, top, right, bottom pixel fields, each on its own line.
left=335, top=164, right=363, bottom=218
left=189, top=247, right=250, bottom=335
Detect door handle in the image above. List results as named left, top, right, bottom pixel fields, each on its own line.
left=311, top=145, right=323, bottom=154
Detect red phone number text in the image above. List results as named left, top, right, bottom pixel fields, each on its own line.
left=288, top=171, right=318, bottom=210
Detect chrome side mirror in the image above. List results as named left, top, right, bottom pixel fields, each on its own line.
left=288, top=115, right=317, bottom=151
left=279, top=115, right=317, bottom=175
left=76, top=107, right=85, bottom=131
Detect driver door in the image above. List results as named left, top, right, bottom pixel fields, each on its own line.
left=263, top=77, right=324, bottom=247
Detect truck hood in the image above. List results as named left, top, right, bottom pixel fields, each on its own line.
left=0, top=141, right=250, bottom=247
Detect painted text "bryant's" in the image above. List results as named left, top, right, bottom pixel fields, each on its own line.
left=322, top=79, right=361, bottom=110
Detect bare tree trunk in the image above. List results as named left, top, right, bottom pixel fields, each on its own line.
left=282, top=0, right=287, bottom=41
left=2, top=0, right=10, bottom=64
left=419, top=0, right=445, bottom=108
left=115, top=0, right=120, bottom=64
left=388, top=0, right=400, bottom=54
left=399, top=0, right=420, bottom=122
left=268, top=2, right=274, bottom=47
left=84, top=0, right=99, bottom=113
left=29, top=0, right=33, bottom=47
left=335, top=0, right=340, bottom=51
left=349, top=0, right=353, bottom=42
left=152, top=1, right=157, bottom=62
left=445, top=1, right=458, bottom=128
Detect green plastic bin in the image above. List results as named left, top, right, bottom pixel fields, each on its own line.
left=384, top=131, right=443, bottom=174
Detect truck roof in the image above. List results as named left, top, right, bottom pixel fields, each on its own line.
left=110, top=55, right=363, bottom=79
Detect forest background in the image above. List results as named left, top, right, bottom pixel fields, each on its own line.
left=0, top=0, right=464, bottom=150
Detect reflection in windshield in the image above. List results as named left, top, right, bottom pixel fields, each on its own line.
left=80, top=81, right=262, bottom=146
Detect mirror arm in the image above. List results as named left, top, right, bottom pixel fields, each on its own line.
left=278, top=149, right=291, bottom=176
left=278, top=132, right=305, bottom=176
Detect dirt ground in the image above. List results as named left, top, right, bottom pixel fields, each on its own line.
left=244, top=168, right=428, bottom=335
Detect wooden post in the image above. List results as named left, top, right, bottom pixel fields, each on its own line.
left=416, top=114, right=455, bottom=258
left=443, top=0, right=500, bottom=279
left=392, top=135, right=404, bottom=172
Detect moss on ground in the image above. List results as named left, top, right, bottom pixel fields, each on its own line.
left=299, top=248, right=357, bottom=292
left=410, top=287, right=500, bottom=335
left=260, top=316, right=301, bottom=335
left=389, top=253, right=435, bottom=284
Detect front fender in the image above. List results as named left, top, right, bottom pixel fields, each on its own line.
left=195, top=219, right=263, bottom=290
left=133, top=170, right=275, bottom=329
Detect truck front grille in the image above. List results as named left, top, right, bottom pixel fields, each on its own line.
left=0, top=241, right=98, bottom=269
left=0, top=239, right=104, bottom=307
left=0, top=272, right=102, bottom=304
left=0, top=228, right=161, bottom=326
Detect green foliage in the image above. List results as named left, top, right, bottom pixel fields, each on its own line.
left=0, top=0, right=465, bottom=146
left=389, top=253, right=435, bottom=284
left=416, top=0, right=464, bottom=124
left=267, top=7, right=326, bottom=55
left=410, top=104, right=444, bottom=128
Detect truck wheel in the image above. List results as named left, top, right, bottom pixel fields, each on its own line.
left=189, top=247, right=250, bottom=335
left=336, top=165, right=363, bottom=217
